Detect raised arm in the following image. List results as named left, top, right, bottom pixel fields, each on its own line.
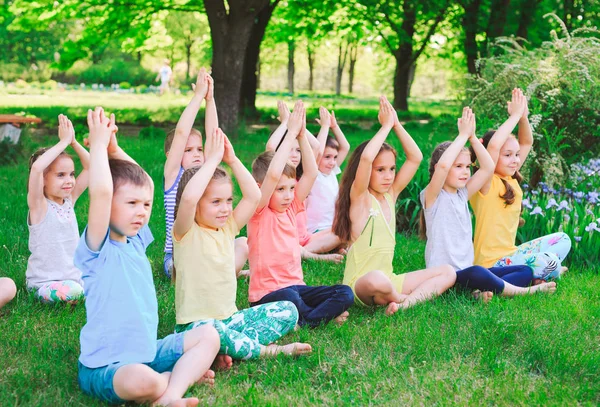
left=86, top=107, right=117, bottom=252
left=351, top=96, right=395, bottom=201
left=423, top=107, right=473, bottom=208
left=515, top=94, right=533, bottom=167
left=266, top=101, right=290, bottom=151
left=257, top=101, right=304, bottom=211
left=390, top=101, right=424, bottom=200
left=27, top=114, right=72, bottom=223
left=486, top=88, right=527, bottom=166
left=312, top=106, right=331, bottom=163
left=295, top=107, right=318, bottom=202
left=172, top=127, right=223, bottom=240
left=205, top=73, right=218, bottom=139
left=329, top=111, right=350, bottom=165
left=225, top=135, right=261, bottom=228
left=69, top=120, right=90, bottom=205
left=164, top=69, right=208, bottom=188
left=466, top=131, right=495, bottom=198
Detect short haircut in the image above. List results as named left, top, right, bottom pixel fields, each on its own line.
left=251, top=150, right=296, bottom=184
left=164, top=128, right=202, bottom=154
left=325, top=136, right=340, bottom=151
left=109, top=159, right=152, bottom=192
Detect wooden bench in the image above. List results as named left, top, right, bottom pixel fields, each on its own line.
left=0, top=115, right=42, bottom=144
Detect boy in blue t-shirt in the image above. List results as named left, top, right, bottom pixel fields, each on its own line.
left=76, top=107, right=219, bottom=406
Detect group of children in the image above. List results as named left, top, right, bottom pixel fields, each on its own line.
left=0, top=68, right=572, bottom=405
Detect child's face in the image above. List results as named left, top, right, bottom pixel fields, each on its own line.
left=288, top=139, right=301, bottom=168
left=43, top=156, right=75, bottom=203
left=318, top=147, right=338, bottom=175
left=110, top=182, right=153, bottom=239
left=445, top=151, right=472, bottom=191
left=369, top=150, right=396, bottom=195
left=496, top=137, right=521, bottom=177
left=268, top=175, right=296, bottom=213
left=181, top=134, right=204, bottom=170
left=196, top=180, right=233, bottom=230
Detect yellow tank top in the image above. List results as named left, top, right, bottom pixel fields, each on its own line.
left=470, top=174, right=521, bottom=267
left=344, top=193, right=396, bottom=286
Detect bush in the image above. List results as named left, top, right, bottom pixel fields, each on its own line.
left=119, top=81, right=132, bottom=89
left=56, top=59, right=155, bottom=86
left=0, top=62, right=54, bottom=82
left=139, top=126, right=166, bottom=139
left=466, top=14, right=600, bottom=186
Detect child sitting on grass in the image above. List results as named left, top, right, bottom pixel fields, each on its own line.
left=470, top=88, right=571, bottom=280
left=172, top=126, right=311, bottom=363
left=26, top=114, right=89, bottom=303
left=333, top=96, right=456, bottom=315
left=420, top=107, right=556, bottom=302
left=76, top=107, right=219, bottom=406
left=164, top=68, right=248, bottom=278
left=248, top=101, right=354, bottom=327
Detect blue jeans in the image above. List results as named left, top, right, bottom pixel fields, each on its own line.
left=456, top=265, right=533, bottom=294
left=78, top=332, right=184, bottom=404
left=251, top=285, right=354, bottom=328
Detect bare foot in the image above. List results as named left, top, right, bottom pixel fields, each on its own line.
left=529, top=281, right=557, bottom=294
left=559, top=266, right=568, bottom=277
left=531, top=278, right=545, bottom=286
left=264, top=342, right=312, bottom=356
left=237, top=269, right=250, bottom=279
left=196, top=369, right=215, bottom=387
left=337, top=247, right=348, bottom=256
left=212, top=354, right=233, bottom=370
left=472, top=290, right=494, bottom=303
left=334, top=311, right=349, bottom=326
left=385, top=302, right=400, bottom=316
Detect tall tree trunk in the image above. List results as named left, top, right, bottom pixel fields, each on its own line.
left=336, top=42, right=348, bottom=96
left=288, top=40, right=295, bottom=94
left=563, top=0, right=575, bottom=31
left=256, top=59, right=261, bottom=90
left=462, top=0, right=482, bottom=75
left=348, top=42, right=358, bottom=93
left=516, top=0, right=541, bottom=40
left=185, top=40, right=193, bottom=80
left=240, top=2, right=276, bottom=116
left=307, top=43, right=315, bottom=91
left=137, top=51, right=142, bottom=63
left=392, top=1, right=416, bottom=111
left=205, top=0, right=271, bottom=134
left=482, top=0, right=510, bottom=56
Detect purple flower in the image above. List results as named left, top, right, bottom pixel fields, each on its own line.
left=556, top=200, right=571, bottom=211
left=585, top=222, right=600, bottom=233
left=546, top=199, right=558, bottom=209
left=587, top=192, right=599, bottom=204
left=574, top=236, right=582, bottom=242
left=522, top=198, right=533, bottom=209
left=532, top=190, right=539, bottom=195
left=530, top=206, right=544, bottom=216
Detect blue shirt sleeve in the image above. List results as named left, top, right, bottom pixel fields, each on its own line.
left=74, top=226, right=110, bottom=278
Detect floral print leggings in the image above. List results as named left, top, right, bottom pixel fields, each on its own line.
left=35, top=280, right=84, bottom=303
left=175, top=300, right=298, bottom=360
left=494, top=232, right=572, bottom=280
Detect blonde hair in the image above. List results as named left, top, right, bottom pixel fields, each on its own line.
left=164, top=128, right=202, bottom=154
left=251, top=151, right=296, bottom=184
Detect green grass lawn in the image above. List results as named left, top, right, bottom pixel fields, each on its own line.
left=0, top=94, right=599, bottom=406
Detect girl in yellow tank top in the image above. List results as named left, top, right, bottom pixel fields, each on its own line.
left=332, top=96, right=456, bottom=315
left=470, top=88, right=571, bottom=281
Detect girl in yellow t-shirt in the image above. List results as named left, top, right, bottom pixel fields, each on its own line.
left=470, top=88, right=571, bottom=281
left=332, top=96, right=456, bottom=316
left=172, top=127, right=311, bottom=367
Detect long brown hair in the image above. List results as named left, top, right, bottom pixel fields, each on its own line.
left=332, top=141, right=396, bottom=243
left=471, top=130, right=523, bottom=206
left=418, top=141, right=458, bottom=240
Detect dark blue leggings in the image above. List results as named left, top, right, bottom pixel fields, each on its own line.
left=251, top=285, right=354, bottom=328
left=455, top=265, right=533, bottom=294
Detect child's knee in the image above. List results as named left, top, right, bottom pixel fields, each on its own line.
left=114, top=365, right=165, bottom=401
left=0, top=278, right=17, bottom=300
left=337, top=285, right=355, bottom=307
left=443, top=265, right=457, bottom=284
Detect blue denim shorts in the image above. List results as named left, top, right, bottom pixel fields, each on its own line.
left=78, top=332, right=185, bottom=404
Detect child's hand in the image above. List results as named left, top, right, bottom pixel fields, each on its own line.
left=58, top=114, right=74, bottom=145
left=378, top=96, right=396, bottom=128
left=107, top=114, right=120, bottom=155
left=205, top=73, right=214, bottom=101
left=458, top=107, right=475, bottom=136
left=277, top=100, right=290, bottom=123
left=222, top=131, right=236, bottom=165
left=204, top=127, right=225, bottom=163
left=191, top=68, right=208, bottom=99
left=507, top=88, right=527, bottom=118
left=315, top=106, right=331, bottom=128
left=329, top=111, right=338, bottom=129
left=87, top=107, right=115, bottom=148
left=287, top=101, right=305, bottom=136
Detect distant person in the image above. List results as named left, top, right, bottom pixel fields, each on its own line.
left=156, top=59, right=173, bottom=95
